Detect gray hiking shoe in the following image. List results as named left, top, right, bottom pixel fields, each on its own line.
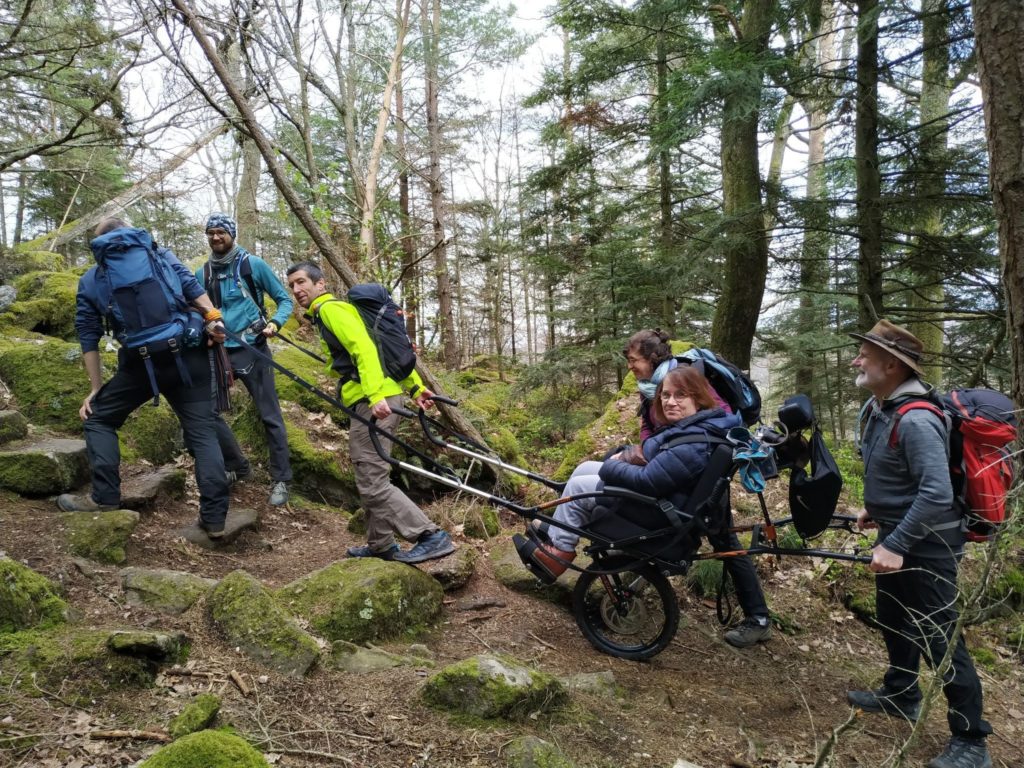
left=927, top=737, right=991, bottom=768
left=57, top=494, right=117, bottom=513
left=269, top=481, right=289, bottom=506
left=846, top=687, right=921, bottom=722
left=724, top=616, right=771, bottom=648
left=393, top=530, right=455, bottom=564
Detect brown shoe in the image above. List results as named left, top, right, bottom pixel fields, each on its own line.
left=529, top=542, right=576, bottom=581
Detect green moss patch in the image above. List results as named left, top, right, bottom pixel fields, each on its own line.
left=139, top=730, right=269, bottom=767
left=168, top=693, right=221, bottom=739
left=121, top=568, right=217, bottom=615
left=1, top=270, right=80, bottom=339
left=62, top=509, right=140, bottom=565
left=277, top=559, right=443, bottom=645
left=421, top=654, right=568, bottom=721
left=120, top=403, right=184, bottom=465
left=0, top=437, right=90, bottom=495
left=0, top=410, right=29, bottom=444
left=0, top=558, right=68, bottom=633
left=207, top=570, right=319, bottom=677
left=505, top=735, right=576, bottom=768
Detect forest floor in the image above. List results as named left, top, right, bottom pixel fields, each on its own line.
left=2, top=464, right=1023, bottom=768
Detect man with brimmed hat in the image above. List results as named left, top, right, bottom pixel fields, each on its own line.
left=197, top=213, right=295, bottom=507
left=848, top=319, right=991, bottom=768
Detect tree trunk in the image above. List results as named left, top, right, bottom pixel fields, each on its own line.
left=395, top=1, right=418, bottom=342
left=909, top=0, right=951, bottom=382
left=709, top=0, right=773, bottom=370
left=422, top=0, right=459, bottom=368
left=972, top=0, right=1024, bottom=409
left=855, top=0, right=883, bottom=329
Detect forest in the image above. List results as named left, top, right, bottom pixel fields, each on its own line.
left=1, top=1, right=1023, bottom=767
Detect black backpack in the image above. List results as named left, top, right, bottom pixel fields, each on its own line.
left=346, top=284, right=417, bottom=382
left=677, top=348, right=762, bottom=425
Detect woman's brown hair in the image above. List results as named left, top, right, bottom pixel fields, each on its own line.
left=624, top=329, right=672, bottom=368
left=652, top=365, right=716, bottom=424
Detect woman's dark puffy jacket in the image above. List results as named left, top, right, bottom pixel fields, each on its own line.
left=600, top=408, right=743, bottom=511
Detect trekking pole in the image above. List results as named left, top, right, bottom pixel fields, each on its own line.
left=274, top=331, right=327, bottom=363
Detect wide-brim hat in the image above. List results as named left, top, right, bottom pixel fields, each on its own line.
left=849, top=319, right=925, bottom=376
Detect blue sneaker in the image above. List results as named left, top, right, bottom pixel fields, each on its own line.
left=347, top=542, right=400, bottom=560
left=393, top=530, right=455, bottom=564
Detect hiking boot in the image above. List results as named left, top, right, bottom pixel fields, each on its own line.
left=527, top=542, right=577, bottom=582
left=846, top=687, right=921, bottom=722
left=393, top=530, right=456, bottom=564
left=199, top=520, right=226, bottom=539
left=927, top=737, right=992, bottom=768
left=226, top=466, right=252, bottom=485
left=347, top=543, right=401, bottom=560
left=56, top=494, right=117, bottom=513
left=269, top=481, right=289, bottom=506
left=724, top=616, right=772, bottom=648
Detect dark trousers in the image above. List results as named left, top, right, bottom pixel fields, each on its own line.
left=213, top=340, right=292, bottom=483
left=877, top=553, right=991, bottom=739
left=83, top=347, right=228, bottom=527
left=707, top=526, right=769, bottom=618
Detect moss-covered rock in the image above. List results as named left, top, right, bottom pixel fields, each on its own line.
left=0, top=558, right=68, bottom=633
left=207, top=570, right=319, bottom=677
left=830, top=563, right=878, bottom=627
left=0, top=249, right=66, bottom=281
left=121, top=467, right=188, bottom=509
left=107, top=630, right=189, bottom=662
left=421, top=545, right=477, bottom=592
left=421, top=654, right=568, bottom=720
left=121, top=568, right=217, bottom=615
left=327, top=639, right=435, bottom=673
left=0, top=410, right=29, bottom=444
left=461, top=505, right=500, bottom=540
left=505, top=735, right=576, bottom=768
left=0, top=332, right=96, bottom=431
left=277, top=559, right=443, bottom=645
left=120, top=403, right=184, bottom=465
left=0, top=627, right=158, bottom=702
left=168, top=693, right=221, bottom=739
left=0, top=270, right=80, bottom=339
left=139, top=730, right=270, bottom=767
left=0, top=437, right=90, bottom=495
left=62, top=509, right=140, bottom=564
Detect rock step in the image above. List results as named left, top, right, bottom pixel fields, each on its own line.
left=178, top=508, right=259, bottom=549
left=0, top=437, right=89, bottom=495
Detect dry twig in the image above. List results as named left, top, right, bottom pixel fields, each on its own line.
left=90, top=729, right=171, bottom=742
left=230, top=669, right=251, bottom=696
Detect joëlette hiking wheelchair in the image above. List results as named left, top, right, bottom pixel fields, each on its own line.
left=369, top=393, right=873, bottom=661
left=222, top=332, right=869, bottom=661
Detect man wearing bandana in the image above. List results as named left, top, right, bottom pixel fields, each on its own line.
left=197, top=213, right=295, bottom=507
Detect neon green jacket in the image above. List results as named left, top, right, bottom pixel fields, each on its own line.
left=307, top=293, right=424, bottom=407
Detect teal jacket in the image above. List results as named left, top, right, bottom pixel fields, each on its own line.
left=195, top=247, right=294, bottom=349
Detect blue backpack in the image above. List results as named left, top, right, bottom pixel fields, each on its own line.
left=91, top=227, right=194, bottom=402
left=677, top=348, right=762, bottom=425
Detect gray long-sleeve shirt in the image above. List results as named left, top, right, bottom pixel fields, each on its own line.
left=860, top=377, right=964, bottom=559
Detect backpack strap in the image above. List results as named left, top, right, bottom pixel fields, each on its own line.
left=235, top=253, right=266, bottom=318
left=202, top=260, right=220, bottom=308
left=887, top=399, right=947, bottom=449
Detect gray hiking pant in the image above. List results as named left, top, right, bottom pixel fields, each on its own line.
left=350, top=396, right=435, bottom=550
left=213, top=339, right=293, bottom=483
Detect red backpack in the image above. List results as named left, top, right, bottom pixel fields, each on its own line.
left=888, top=389, right=1017, bottom=542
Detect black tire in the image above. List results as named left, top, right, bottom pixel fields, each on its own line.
left=571, top=561, right=679, bottom=660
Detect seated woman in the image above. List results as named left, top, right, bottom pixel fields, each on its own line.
left=530, top=365, right=741, bottom=577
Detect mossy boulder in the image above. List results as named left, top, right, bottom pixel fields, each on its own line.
left=327, top=639, right=435, bottom=673
left=168, top=693, right=221, bottom=739
left=206, top=570, right=319, bottom=677
left=421, top=545, right=477, bottom=592
left=0, top=332, right=95, bottom=431
left=106, top=630, right=189, bottom=662
left=0, top=627, right=159, bottom=702
left=506, top=735, right=576, bottom=768
left=277, top=559, right=444, bottom=645
left=986, top=560, right=1024, bottom=613
left=460, top=504, right=500, bottom=540
left=0, top=270, right=80, bottom=339
left=421, top=654, right=568, bottom=720
left=121, top=467, right=188, bottom=509
left=0, top=410, right=29, bottom=444
left=230, top=400, right=358, bottom=507
left=139, top=730, right=270, bottom=767
left=62, top=509, right=140, bottom=564
left=0, top=249, right=66, bottom=281
left=121, top=568, right=217, bottom=615
left=0, top=558, right=68, bottom=633
left=831, top=563, right=878, bottom=627
left=0, top=437, right=90, bottom=495
left=120, top=403, right=184, bottom=465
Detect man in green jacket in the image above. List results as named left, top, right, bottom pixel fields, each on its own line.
left=285, top=261, right=455, bottom=564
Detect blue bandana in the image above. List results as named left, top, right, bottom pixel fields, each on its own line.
left=637, top=358, right=678, bottom=400
left=205, top=212, right=237, bottom=240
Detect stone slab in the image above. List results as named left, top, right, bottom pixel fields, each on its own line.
left=178, top=508, right=258, bottom=549
left=120, top=466, right=187, bottom=508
